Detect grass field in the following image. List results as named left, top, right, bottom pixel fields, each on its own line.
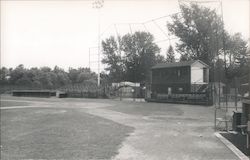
left=0, top=99, right=133, bottom=160
left=0, top=100, right=30, bottom=107
left=0, top=95, right=242, bottom=160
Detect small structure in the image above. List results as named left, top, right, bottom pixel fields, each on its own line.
left=220, top=81, right=250, bottom=156
left=59, top=83, right=100, bottom=98
left=56, top=91, right=67, bottom=98
left=224, top=88, right=250, bottom=156
left=147, top=60, right=211, bottom=105
left=112, top=81, right=140, bottom=98
left=112, top=81, right=140, bottom=88
left=151, top=60, right=209, bottom=94
left=12, top=90, right=56, bottom=98
left=242, top=94, right=250, bottom=150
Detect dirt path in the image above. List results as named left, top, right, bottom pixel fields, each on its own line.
left=83, top=102, right=240, bottom=160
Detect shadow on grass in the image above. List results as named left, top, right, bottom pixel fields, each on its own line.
left=1, top=108, right=134, bottom=160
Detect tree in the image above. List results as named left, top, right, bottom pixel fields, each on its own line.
left=223, top=33, right=248, bottom=79
left=102, top=32, right=160, bottom=84
left=9, top=64, right=26, bottom=85
left=213, top=58, right=226, bottom=82
left=179, top=53, right=192, bottom=62
left=102, top=36, right=124, bottom=82
left=167, top=4, right=224, bottom=65
left=126, top=32, right=160, bottom=82
left=53, top=66, right=70, bottom=87
left=155, top=54, right=166, bottom=63
left=225, top=33, right=248, bottom=67
left=166, top=45, right=175, bottom=63
left=37, top=67, right=55, bottom=89
left=16, top=74, right=33, bottom=86
left=68, top=68, right=79, bottom=84
left=68, top=67, right=97, bottom=84
left=121, top=32, right=160, bottom=83
left=0, top=65, right=98, bottom=89
left=0, top=67, right=9, bottom=84
left=167, top=4, right=248, bottom=83
left=28, top=67, right=42, bottom=87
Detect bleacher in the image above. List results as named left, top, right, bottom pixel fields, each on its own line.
left=58, top=83, right=106, bottom=98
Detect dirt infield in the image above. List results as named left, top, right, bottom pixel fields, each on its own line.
left=0, top=95, right=240, bottom=160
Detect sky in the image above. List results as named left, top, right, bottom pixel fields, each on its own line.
left=1, top=0, right=249, bottom=72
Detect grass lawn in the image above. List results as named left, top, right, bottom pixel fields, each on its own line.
left=106, top=101, right=184, bottom=117
left=1, top=107, right=133, bottom=159
left=0, top=100, right=30, bottom=107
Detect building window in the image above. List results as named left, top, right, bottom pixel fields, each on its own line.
left=168, top=87, right=172, bottom=95
left=177, top=70, right=181, bottom=77
left=203, top=68, right=207, bottom=82
left=178, top=87, right=183, bottom=92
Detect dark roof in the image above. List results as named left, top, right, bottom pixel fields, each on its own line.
left=152, top=60, right=209, bottom=69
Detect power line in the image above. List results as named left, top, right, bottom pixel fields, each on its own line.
left=92, top=0, right=104, bottom=87
left=142, top=23, right=149, bottom=33
left=98, top=12, right=181, bottom=39
left=143, top=12, right=181, bottom=23
left=129, top=24, right=133, bottom=34
left=100, top=24, right=113, bottom=37
left=180, top=0, right=220, bottom=4
left=90, top=12, right=181, bottom=72
left=155, top=37, right=179, bottom=44
left=152, top=20, right=169, bottom=39
left=90, top=0, right=223, bottom=73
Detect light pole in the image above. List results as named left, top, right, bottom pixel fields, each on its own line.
left=92, top=0, right=104, bottom=87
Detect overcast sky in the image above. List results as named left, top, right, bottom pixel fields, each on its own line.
left=1, top=0, right=249, bottom=72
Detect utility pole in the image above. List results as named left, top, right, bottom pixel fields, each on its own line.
left=89, top=48, right=91, bottom=69
left=235, top=77, right=238, bottom=110
left=220, top=0, right=228, bottom=110
left=92, top=0, right=104, bottom=87
left=114, top=24, right=123, bottom=101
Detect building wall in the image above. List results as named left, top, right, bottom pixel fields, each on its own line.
left=151, top=66, right=191, bottom=94
left=191, top=66, right=204, bottom=84
left=152, top=83, right=191, bottom=94
left=150, top=61, right=210, bottom=96
left=119, top=86, right=133, bottom=98
left=152, top=66, right=190, bottom=84
left=191, top=61, right=209, bottom=84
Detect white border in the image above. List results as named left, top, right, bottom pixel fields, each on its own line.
left=214, top=132, right=249, bottom=160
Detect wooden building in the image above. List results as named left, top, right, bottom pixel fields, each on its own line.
left=147, top=60, right=211, bottom=105
left=151, top=60, right=209, bottom=95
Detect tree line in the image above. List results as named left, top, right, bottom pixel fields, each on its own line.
left=1, top=4, right=249, bottom=89
left=101, top=32, right=164, bottom=84
left=167, top=4, right=249, bottom=83
left=0, top=65, right=97, bottom=89
left=101, top=4, right=249, bottom=85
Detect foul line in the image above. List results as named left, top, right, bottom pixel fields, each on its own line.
left=0, top=106, right=51, bottom=110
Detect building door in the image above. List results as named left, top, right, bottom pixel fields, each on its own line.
left=168, top=87, right=172, bottom=95
left=203, top=68, right=208, bottom=82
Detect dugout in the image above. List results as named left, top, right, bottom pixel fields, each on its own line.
left=12, top=90, right=56, bottom=98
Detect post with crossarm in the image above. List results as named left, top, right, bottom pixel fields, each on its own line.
left=92, top=0, right=104, bottom=87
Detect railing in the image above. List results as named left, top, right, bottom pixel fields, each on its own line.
left=146, top=92, right=211, bottom=105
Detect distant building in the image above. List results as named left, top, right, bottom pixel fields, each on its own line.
left=112, top=81, right=140, bottom=88
left=151, top=60, right=209, bottom=95
left=112, top=81, right=141, bottom=98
